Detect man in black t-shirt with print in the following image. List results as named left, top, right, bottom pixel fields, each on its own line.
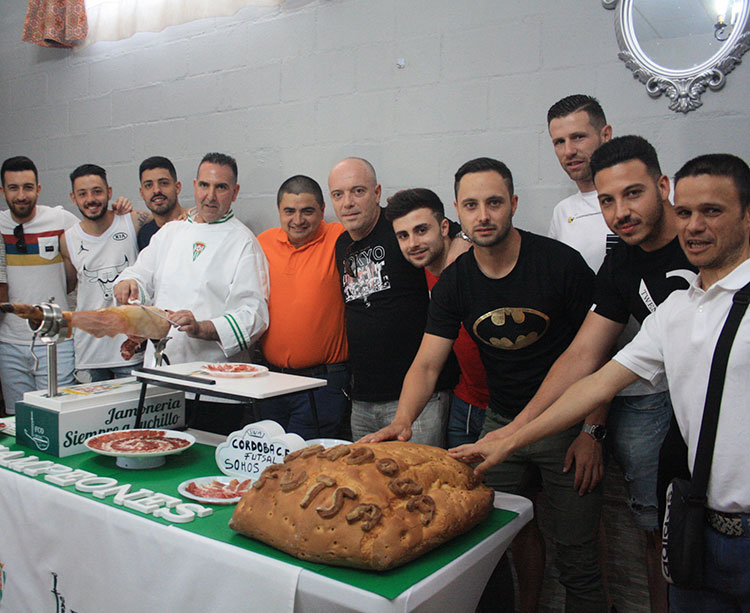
left=329, top=157, right=454, bottom=446
left=467, top=136, right=696, bottom=612
left=362, top=157, right=606, bottom=612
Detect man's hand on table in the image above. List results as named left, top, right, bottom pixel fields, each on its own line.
left=564, top=432, right=604, bottom=496
left=358, top=420, right=413, bottom=444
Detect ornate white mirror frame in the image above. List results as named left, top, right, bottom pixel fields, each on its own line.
left=603, top=0, right=750, bottom=112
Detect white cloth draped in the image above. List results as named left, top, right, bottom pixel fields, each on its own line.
left=83, top=0, right=283, bottom=46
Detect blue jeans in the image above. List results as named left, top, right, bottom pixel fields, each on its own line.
left=75, top=364, right=141, bottom=383
left=259, top=366, right=350, bottom=440
left=669, top=521, right=750, bottom=612
left=482, top=411, right=606, bottom=612
left=350, top=391, right=450, bottom=447
left=447, top=395, right=486, bottom=448
left=607, top=390, right=672, bottom=531
left=0, top=340, right=75, bottom=414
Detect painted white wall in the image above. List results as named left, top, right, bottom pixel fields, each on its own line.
left=1, top=0, right=749, bottom=236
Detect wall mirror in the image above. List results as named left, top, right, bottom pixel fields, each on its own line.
left=603, top=0, right=750, bottom=112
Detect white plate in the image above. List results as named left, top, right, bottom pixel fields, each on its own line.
left=84, top=429, right=195, bottom=458
left=0, top=416, right=17, bottom=437
left=306, top=438, right=350, bottom=448
left=178, top=475, right=251, bottom=505
left=199, top=363, right=269, bottom=378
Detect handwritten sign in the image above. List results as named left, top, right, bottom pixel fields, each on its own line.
left=215, top=420, right=305, bottom=480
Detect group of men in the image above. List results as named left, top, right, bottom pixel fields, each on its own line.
left=0, top=92, right=748, bottom=611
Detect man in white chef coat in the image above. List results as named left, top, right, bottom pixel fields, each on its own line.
left=114, top=152, right=270, bottom=434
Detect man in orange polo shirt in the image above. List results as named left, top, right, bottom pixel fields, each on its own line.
left=257, top=175, right=349, bottom=439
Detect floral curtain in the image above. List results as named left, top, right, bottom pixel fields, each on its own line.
left=83, top=0, right=284, bottom=47
left=23, top=0, right=88, bottom=48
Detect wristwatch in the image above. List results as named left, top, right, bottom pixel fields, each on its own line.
left=582, top=423, right=607, bottom=441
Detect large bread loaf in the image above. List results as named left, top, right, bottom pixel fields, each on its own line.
left=229, top=441, right=494, bottom=570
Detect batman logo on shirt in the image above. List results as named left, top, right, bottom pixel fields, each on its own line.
left=472, top=307, right=550, bottom=350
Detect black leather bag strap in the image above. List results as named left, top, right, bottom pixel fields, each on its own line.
left=689, top=279, right=750, bottom=501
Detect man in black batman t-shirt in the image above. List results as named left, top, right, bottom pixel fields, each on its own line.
left=362, top=157, right=606, bottom=612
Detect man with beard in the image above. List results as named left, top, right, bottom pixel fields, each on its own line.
left=136, top=156, right=187, bottom=250
left=466, top=136, right=697, bottom=612
left=60, top=164, right=152, bottom=382
left=384, top=188, right=489, bottom=448
left=364, top=157, right=606, bottom=612
left=0, top=156, right=78, bottom=414
left=453, top=152, right=750, bottom=613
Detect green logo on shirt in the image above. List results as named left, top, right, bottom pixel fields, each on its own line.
left=192, top=242, right=206, bottom=261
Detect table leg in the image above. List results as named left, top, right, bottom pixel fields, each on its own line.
left=135, top=382, right=148, bottom=429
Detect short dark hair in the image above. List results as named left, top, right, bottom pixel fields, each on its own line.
left=547, top=94, right=607, bottom=131
left=277, top=175, right=324, bottom=208
left=1, top=156, right=38, bottom=186
left=674, top=154, right=750, bottom=213
left=199, top=152, right=238, bottom=182
left=385, top=188, right=445, bottom=223
left=139, top=156, right=177, bottom=182
left=590, top=135, right=662, bottom=182
left=454, top=157, right=514, bottom=198
left=70, top=164, right=108, bottom=190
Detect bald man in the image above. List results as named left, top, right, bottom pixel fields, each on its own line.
left=328, top=158, right=455, bottom=446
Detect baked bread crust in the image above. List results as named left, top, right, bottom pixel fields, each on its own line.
left=229, top=441, right=494, bottom=570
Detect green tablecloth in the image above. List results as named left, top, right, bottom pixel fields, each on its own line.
left=0, top=435, right=517, bottom=599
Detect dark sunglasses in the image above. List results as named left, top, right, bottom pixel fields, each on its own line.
left=14, top=224, right=26, bottom=254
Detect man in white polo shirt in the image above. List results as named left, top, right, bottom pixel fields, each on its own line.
left=451, top=153, right=750, bottom=611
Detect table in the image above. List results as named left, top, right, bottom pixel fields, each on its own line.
left=132, top=361, right=327, bottom=434
left=0, top=430, right=532, bottom=612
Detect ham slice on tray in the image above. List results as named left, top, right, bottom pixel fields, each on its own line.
left=0, top=303, right=171, bottom=341
left=185, top=478, right=252, bottom=499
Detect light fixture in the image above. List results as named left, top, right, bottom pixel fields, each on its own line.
left=715, top=0, right=742, bottom=41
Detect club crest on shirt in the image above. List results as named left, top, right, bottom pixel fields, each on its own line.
left=472, top=307, right=550, bottom=350
left=192, top=242, right=206, bottom=261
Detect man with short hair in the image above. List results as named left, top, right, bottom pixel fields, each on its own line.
left=384, top=188, right=489, bottom=447
left=548, top=94, right=617, bottom=271
left=452, top=153, right=750, bottom=612
left=364, top=157, right=606, bottom=611
left=61, top=163, right=152, bottom=382
left=0, top=156, right=77, bottom=413
left=114, top=152, right=270, bottom=434
left=257, top=175, right=349, bottom=439
left=329, top=157, right=454, bottom=447
left=499, top=135, right=696, bottom=611
left=137, top=156, right=186, bottom=250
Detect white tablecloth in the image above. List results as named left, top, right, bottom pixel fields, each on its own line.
left=0, top=431, right=532, bottom=613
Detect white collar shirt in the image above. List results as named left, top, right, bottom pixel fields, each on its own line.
left=614, top=258, right=750, bottom=512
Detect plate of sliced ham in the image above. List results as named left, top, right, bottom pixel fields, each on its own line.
left=199, top=363, right=269, bottom=378
left=178, top=476, right=252, bottom=504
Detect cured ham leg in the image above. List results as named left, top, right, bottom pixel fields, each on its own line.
left=0, top=303, right=171, bottom=341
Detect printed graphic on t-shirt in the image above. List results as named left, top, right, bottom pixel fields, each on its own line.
left=341, top=243, right=391, bottom=304
left=472, top=307, right=550, bottom=350
left=82, top=255, right=129, bottom=301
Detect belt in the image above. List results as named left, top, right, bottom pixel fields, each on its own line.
left=706, top=508, right=750, bottom=537
left=271, top=362, right=349, bottom=378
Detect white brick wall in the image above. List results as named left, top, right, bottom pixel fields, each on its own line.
left=1, top=0, right=749, bottom=237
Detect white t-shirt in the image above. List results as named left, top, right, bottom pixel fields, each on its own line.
left=0, top=205, right=79, bottom=344
left=548, top=190, right=618, bottom=274
left=615, top=259, right=750, bottom=512
left=65, top=213, right=142, bottom=369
